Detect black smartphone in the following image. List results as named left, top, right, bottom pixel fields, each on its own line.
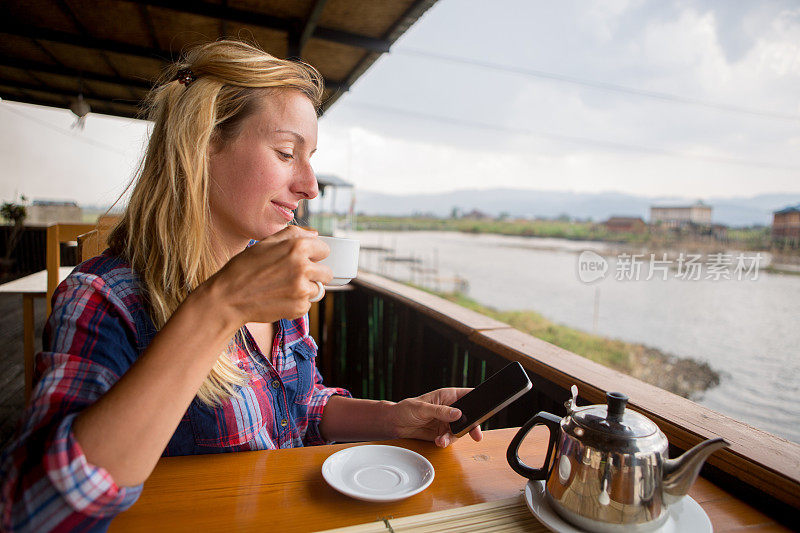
left=449, top=361, right=532, bottom=438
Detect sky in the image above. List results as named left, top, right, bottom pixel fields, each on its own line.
left=1, top=0, right=799, bottom=207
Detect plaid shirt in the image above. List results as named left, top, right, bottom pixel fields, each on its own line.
left=0, top=252, right=350, bottom=532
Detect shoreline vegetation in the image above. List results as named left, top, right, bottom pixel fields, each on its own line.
left=355, top=215, right=800, bottom=259
left=424, top=288, right=720, bottom=400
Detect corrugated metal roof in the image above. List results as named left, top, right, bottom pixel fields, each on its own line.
left=774, top=204, right=800, bottom=215
left=316, top=173, right=353, bottom=188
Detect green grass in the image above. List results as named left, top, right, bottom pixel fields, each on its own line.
left=355, top=216, right=648, bottom=244
left=429, top=290, right=723, bottom=398
left=726, top=227, right=772, bottom=249
left=354, top=215, right=789, bottom=252
left=425, top=289, right=637, bottom=372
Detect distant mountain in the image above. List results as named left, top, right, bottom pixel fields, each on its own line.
left=340, top=189, right=799, bottom=227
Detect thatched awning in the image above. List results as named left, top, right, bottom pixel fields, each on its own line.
left=0, top=0, right=437, bottom=119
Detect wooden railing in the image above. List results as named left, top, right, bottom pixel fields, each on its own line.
left=1, top=225, right=79, bottom=277
left=313, top=271, right=800, bottom=514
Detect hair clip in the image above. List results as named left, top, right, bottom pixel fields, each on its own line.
left=175, top=68, right=196, bottom=86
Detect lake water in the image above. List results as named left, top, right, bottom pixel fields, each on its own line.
left=343, top=230, right=800, bottom=444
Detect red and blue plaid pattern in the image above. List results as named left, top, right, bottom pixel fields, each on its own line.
left=0, top=253, right=350, bottom=531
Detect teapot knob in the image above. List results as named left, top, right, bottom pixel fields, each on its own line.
left=606, top=392, right=628, bottom=422
left=565, top=385, right=579, bottom=413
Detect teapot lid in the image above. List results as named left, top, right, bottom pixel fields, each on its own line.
left=571, top=392, right=658, bottom=438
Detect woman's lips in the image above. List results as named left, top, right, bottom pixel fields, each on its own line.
left=271, top=201, right=295, bottom=222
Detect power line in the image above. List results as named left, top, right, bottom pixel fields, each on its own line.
left=393, top=47, right=800, bottom=123
left=0, top=102, right=129, bottom=156
left=345, top=100, right=800, bottom=172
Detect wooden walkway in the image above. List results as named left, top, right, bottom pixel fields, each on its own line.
left=0, top=293, right=45, bottom=447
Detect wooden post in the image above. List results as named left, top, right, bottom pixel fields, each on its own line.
left=23, top=294, right=35, bottom=404
left=45, top=225, right=59, bottom=315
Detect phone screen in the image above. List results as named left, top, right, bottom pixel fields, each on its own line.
left=449, top=361, right=532, bottom=437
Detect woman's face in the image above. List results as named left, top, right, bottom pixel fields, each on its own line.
left=208, top=89, right=319, bottom=254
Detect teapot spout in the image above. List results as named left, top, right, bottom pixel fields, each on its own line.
left=663, top=438, right=728, bottom=503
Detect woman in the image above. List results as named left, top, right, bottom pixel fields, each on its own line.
left=0, top=40, right=481, bottom=532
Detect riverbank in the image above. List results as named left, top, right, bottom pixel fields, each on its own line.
left=351, top=229, right=798, bottom=442
left=355, top=215, right=796, bottom=256
left=428, top=289, right=720, bottom=399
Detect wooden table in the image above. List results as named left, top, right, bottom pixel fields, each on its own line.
left=0, top=267, right=72, bottom=401
left=110, top=427, right=787, bottom=532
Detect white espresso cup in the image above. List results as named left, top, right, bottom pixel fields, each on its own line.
left=317, top=236, right=360, bottom=286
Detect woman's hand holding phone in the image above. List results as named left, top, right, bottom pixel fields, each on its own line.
left=388, top=388, right=483, bottom=448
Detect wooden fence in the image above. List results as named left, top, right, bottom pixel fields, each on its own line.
left=312, top=271, right=800, bottom=515
left=0, top=225, right=78, bottom=277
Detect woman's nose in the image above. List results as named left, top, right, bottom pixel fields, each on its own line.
left=292, top=162, right=319, bottom=200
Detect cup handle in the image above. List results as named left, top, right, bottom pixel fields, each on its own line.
left=506, top=411, right=562, bottom=480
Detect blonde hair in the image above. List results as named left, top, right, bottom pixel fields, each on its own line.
left=108, top=40, right=324, bottom=405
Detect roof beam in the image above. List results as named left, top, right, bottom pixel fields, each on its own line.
left=321, top=0, right=436, bottom=111
left=312, top=27, right=389, bottom=53
left=129, top=0, right=390, bottom=53
left=0, top=89, right=67, bottom=108
left=55, top=0, right=123, bottom=76
left=289, top=0, right=329, bottom=58
left=137, top=3, right=162, bottom=50
left=54, top=0, right=141, bottom=100
left=1, top=71, right=132, bottom=104
left=218, top=0, right=229, bottom=39
left=0, top=57, right=154, bottom=91
left=132, top=0, right=293, bottom=32
left=0, top=22, right=177, bottom=61
left=0, top=79, right=142, bottom=104
left=0, top=92, right=141, bottom=119
left=0, top=53, right=345, bottom=95
left=30, top=39, right=66, bottom=68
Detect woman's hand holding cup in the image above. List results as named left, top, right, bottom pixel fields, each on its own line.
left=206, top=225, right=333, bottom=327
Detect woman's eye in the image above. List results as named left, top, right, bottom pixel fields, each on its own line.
left=277, top=151, right=294, bottom=160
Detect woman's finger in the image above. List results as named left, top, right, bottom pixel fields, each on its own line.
left=307, top=263, right=334, bottom=285
left=449, top=387, right=474, bottom=401
left=418, top=402, right=462, bottom=424
left=468, top=425, right=483, bottom=442
left=423, top=387, right=473, bottom=406
left=435, top=432, right=458, bottom=447
left=308, top=280, right=325, bottom=303
left=306, top=237, right=331, bottom=263
left=260, top=224, right=317, bottom=244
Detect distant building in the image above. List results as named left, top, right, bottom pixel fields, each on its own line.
left=462, top=209, right=491, bottom=220
left=650, top=200, right=712, bottom=228
left=603, top=216, right=646, bottom=234
left=772, top=204, right=800, bottom=242
left=25, top=200, right=82, bottom=225
left=300, top=173, right=354, bottom=235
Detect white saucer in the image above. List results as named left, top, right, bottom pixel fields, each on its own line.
left=524, top=480, right=712, bottom=533
left=322, top=445, right=434, bottom=502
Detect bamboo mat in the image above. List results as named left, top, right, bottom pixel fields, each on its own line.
left=315, top=495, right=549, bottom=532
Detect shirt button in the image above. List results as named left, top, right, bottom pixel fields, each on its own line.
left=271, top=379, right=280, bottom=389
left=280, top=418, right=288, bottom=427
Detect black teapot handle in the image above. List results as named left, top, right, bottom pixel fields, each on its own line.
left=506, top=411, right=562, bottom=480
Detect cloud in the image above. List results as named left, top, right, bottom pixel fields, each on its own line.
left=317, top=120, right=800, bottom=198
left=312, top=0, right=800, bottom=201
left=2, top=1, right=798, bottom=206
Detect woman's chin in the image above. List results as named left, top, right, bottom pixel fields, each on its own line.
left=259, top=221, right=291, bottom=239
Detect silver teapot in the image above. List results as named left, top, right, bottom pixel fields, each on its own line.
left=507, top=386, right=727, bottom=532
